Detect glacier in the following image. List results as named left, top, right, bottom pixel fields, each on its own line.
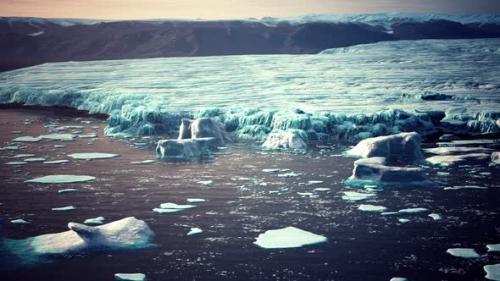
left=0, top=38, right=499, bottom=146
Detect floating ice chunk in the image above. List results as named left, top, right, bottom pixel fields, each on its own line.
left=6, top=217, right=154, bottom=263
left=444, top=185, right=488, bottom=190
left=11, top=219, right=29, bottom=224
left=277, top=172, right=301, bottom=178
left=262, top=168, right=281, bottom=173
left=52, top=206, right=76, bottom=211
left=179, top=118, right=232, bottom=145
left=254, top=226, right=327, bottom=249
left=262, top=129, right=307, bottom=150
left=13, top=136, right=41, bottom=142
left=13, top=154, right=35, bottom=158
left=153, top=203, right=196, bottom=213
left=398, top=218, right=410, bottom=223
left=79, top=133, right=97, bottom=138
left=358, top=204, right=388, bottom=212
left=492, top=152, right=500, bottom=164
left=446, top=248, right=481, bottom=258
left=156, top=138, right=215, bottom=160
left=484, top=264, right=500, bottom=281
left=4, top=161, right=27, bottom=165
left=425, top=146, right=494, bottom=155
left=186, top=198, right=206, bottom=203
left=25, top=175, right=96, bottom=184
left=197, top=180, right=213, bottom=186
left=487, top=244, right=500, bottom=252
left=39, top=134, right=75, bottom=141
left=187, top=227, right=203, bottom=236
left=390, top=278, right=409, bottom=281
left=84, top=216, right=105, bottom=225
left=426, top=153, right=491, bottom=166
left=307, top=180, right=324, bottom=185
left=58, top=188, right=79, bottom=193
left=381, top=212, right=398, bottom=216
left=342, top=191, right=376, bottom=201
left=313, top=187, right=331, bottom=191
left=345, top=132, right=422, bottom=164
left=446, top=139, right=498, bottom=146
left=345, top=157, right=429, bottom=188
left=54, top=144, right=65, bottom=148
left=428, top=213, right=442, bottom=220
left=131, top=160, right=155, bottom=165
left=68, top=152, right=119, bottom=160
left=43, top=160, right=69, bottom=164
left=114, top=273, right=146, bottom=281
left=398, top=208, right=428, bottom=214
left=24, top=157, right=47, bottom=162
left=0, top=145, right=19, bottom=150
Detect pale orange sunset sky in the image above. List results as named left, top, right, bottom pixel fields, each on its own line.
left=1, top=0, right=500, bottom=20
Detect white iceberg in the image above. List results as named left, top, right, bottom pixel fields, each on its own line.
left=484, top=264, right=500, bottom=281
left=68, top=152, right=119, bottom=160
left=428, top=213, right=442, bottom=220
left=341, top=191, right=376, bottom=201
left=4, top=161, right=27, bottom=165
left=487, top=244, right=500, bottom=252
left=115, top=273, right=146, bottom=281
left=25, top=175, right=95, bottom=184
left=39, top=133, right=75, bottom=141
left=358, top=204, right=388, bottom=212
left=262, top=129, right=307, bottom=150
left=11, top=219, right=29, bottom=224
left=446, top=248, right=481, bottom=258
left=24, top=157, right=46, bottom=162
left=254, top=226, right=327, bottom=249
left=398, top=208, right=429, bottom=214
left=12, top=136, right=41, bottom=142
left=426, top=153, right=491, bottom=166
left=84, top=216, right=105, bottom=225
left=186, top=198, right=206, bottom=203
left=52, top=206, right=76, bottom=211
left=43, top=160, right=69, bottom=164
left=187, top=227, right=203, bottom=236
left=153, top=202, right=196, bottom=213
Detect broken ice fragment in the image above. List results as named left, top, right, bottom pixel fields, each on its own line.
left=13, top=154, right=35, bottom=158
left=313, top=187, right=331, bottom=191
left=11, top=219, right=29, bottom=224
left=131, top=160, right=155, bottom=164
left=79, top=133, right=97, bottom=138
left=84, top=216, right=105, bottom=225
left=398, top=218, right=410, bottom=223
left=277, top=172, right=300, bottom=178
left=487, top=244, right=500, bottom=252
left=397, top=208, right=428, bottom=214
left=114, top=273, right=146, bottom=281
left=52, top=206, right=76, bottom=211
left=68, top=152, right=119, bottom=160
left=484, top=264, right=500, bottom=281
left=254, top=226, right=327, bottom=249
left=12, top=136, right=41, bottom=142
left=0, top=145, right=19, bottom=150
left=24, top=157, right=47, bottom=162
left=262, top=168, right=280, bottom=173
left=446, top=248, right=481, bottom=258
left=43, top=160, right=69, bottom=164
left=428, top=213, right=442, bottom=220
left=39, top=134, right=75, bottom=141
left=444, top=185, right=487, bottom=190
left=153, top=203, right=196, bottom=213
left=358, top=204, right=387, bottom=212
left=25, top=175, right=95, bottom=184
left=307, top=180, right=324, bottom=185
left=186, top=198, right=206, bottom=203
left=187, top=227, right=203, bottom=236
left=390, top=278, right=409, bottom=281
left=4, top=161, right=27, bottom=165
left=197, top=180, right=213, bottom=186
left=58, top=188, right=79, bottom=193
left=342, top=191, right=376, bottom=201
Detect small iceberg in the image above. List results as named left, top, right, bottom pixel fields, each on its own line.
left=307, top=180, right=324, bottom=185
left=254, top=226, right=327, bottom=249
left=39, top=134, right=75, bottom=141
left=313, top=187, right=331, bottom=192
left=487, top=244, right=500, bottom=252
left=13, top=154, right=35, bottom=158
left=4, top=161, right=27, bottom=165
left=24, top=157, right=47, bottom=162
left=58, top=188, right=79, bottom=193
left=444, top=185, right=488, bottom=190
left=197, top=180, right=213, bottom=186
left=358, top=204, right=387, bottom=212
left=484, top=264, right=500, bottom=281
left=390, top=278, right=409, bottom=281
left=52, top=206, right=76, bottom=211
left=398, top=218, right=410, bottom=223
left=43, top=160, right=69, bottom=164
left=153, top=203, right=196, bottom=213
left=11, top=219, right=29, bottom=224
left=186, top=198, right=206, bottom=203
left=12, top=136, right=41, bottom=142
left=25, top=175, right=95, bottom=184
left=426, top=153, right=490, bottom=166
left=84, top=216, right=105, bottom=225
left=342, top=191, right=376, bottom=201
left=131, top=160, right=155, bottom=165
left=428, top=213, right=442, bottom=220
left=68, top=152, right=119, bottom=160
left=115, top=273, right=146, bottom=281
left=446, top=248, right=481, bottom=258
left=0, top=145, right=19, bottom=150
left=187, top=227, right=203, bottom=236
left=277, top=172, right=301, bottom=178
left=398, top=208, right=429, bottom=214
left=262, top=168, right=281, bottom=173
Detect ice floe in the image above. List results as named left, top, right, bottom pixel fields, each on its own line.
left=84, top=216, right=105, bottom=225
left=262, top=129, right=307, bottom=150
left=79, top=133, right=97, bottom=138
left=68, top=152, right=119, bottom=160
left=197, top=180, right=213, bottom=186
left=307, top=180, right=324, bottom=185
left=313, top=187, right=331, bottom=192
left=131, top=160, right=155, bottom=165
left=186, top=198, right=206, bottom=203
left=277, top=172, right=301, bottom=178
left=12, top=136, right=41, bottom=142
left=4, top=161, right=27, bottom=165
left=428, top=213, right=442, bottom=220
left=341, top=191, right=376, bottom=201
left=58, top=188, right=79, bottom=193
left=52, top=206, right=76, bottom=211
left=114, top=273, right=147, bottom=281
left=25, top=175, right=95, bottom=184
left=398, top=208, right=428, bottom=214
left=187, top=227, right=203, bottom=236
left=13, top=153, right=35, bottom=158
left=444, top=185, right=488, bottom=190
left=446, top=248, right=481, bottom=258
left=24, top=157, right=46, bottom=162
left=358, top=204, right=388, bottom=212
left=11, top=219, right=29, bottom=224
left=254, top=226, right=327, bottom=249
left=39, top=133, right=75, bottom=141
left=487, top=244, right=500, bottom=252
left=398, top=218, right=410, bottom=223
left=426, top=153, right=491, bottom=166
left=43, top=160, right=69, bottom=164
left=156, top=138, right=215, bottom=160
left=484, top=264, right=500, bottom=281
left=425, top=146, right=494, bottom=155
left=153, top=203, right=196, bottom=213
left=0, top=145, right=19, bottom=150
left=390, top=278, right=409, bottom=281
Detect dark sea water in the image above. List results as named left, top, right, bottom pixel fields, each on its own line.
left=0, top=109, right=499, bottom=281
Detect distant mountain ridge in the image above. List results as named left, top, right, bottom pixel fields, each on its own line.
left=1, top=13, right=500, bottom=72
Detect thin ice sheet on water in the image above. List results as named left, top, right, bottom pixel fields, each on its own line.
left=446, top=248, right=481, bottom=258
left=25, top=175, right=96, bottom=184
left=68, top=152, right=119, bottom=160
left=254, top=226, right=327, bottom=249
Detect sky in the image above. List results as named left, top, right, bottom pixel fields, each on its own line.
left=1, top=0, right=500, bottom=20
